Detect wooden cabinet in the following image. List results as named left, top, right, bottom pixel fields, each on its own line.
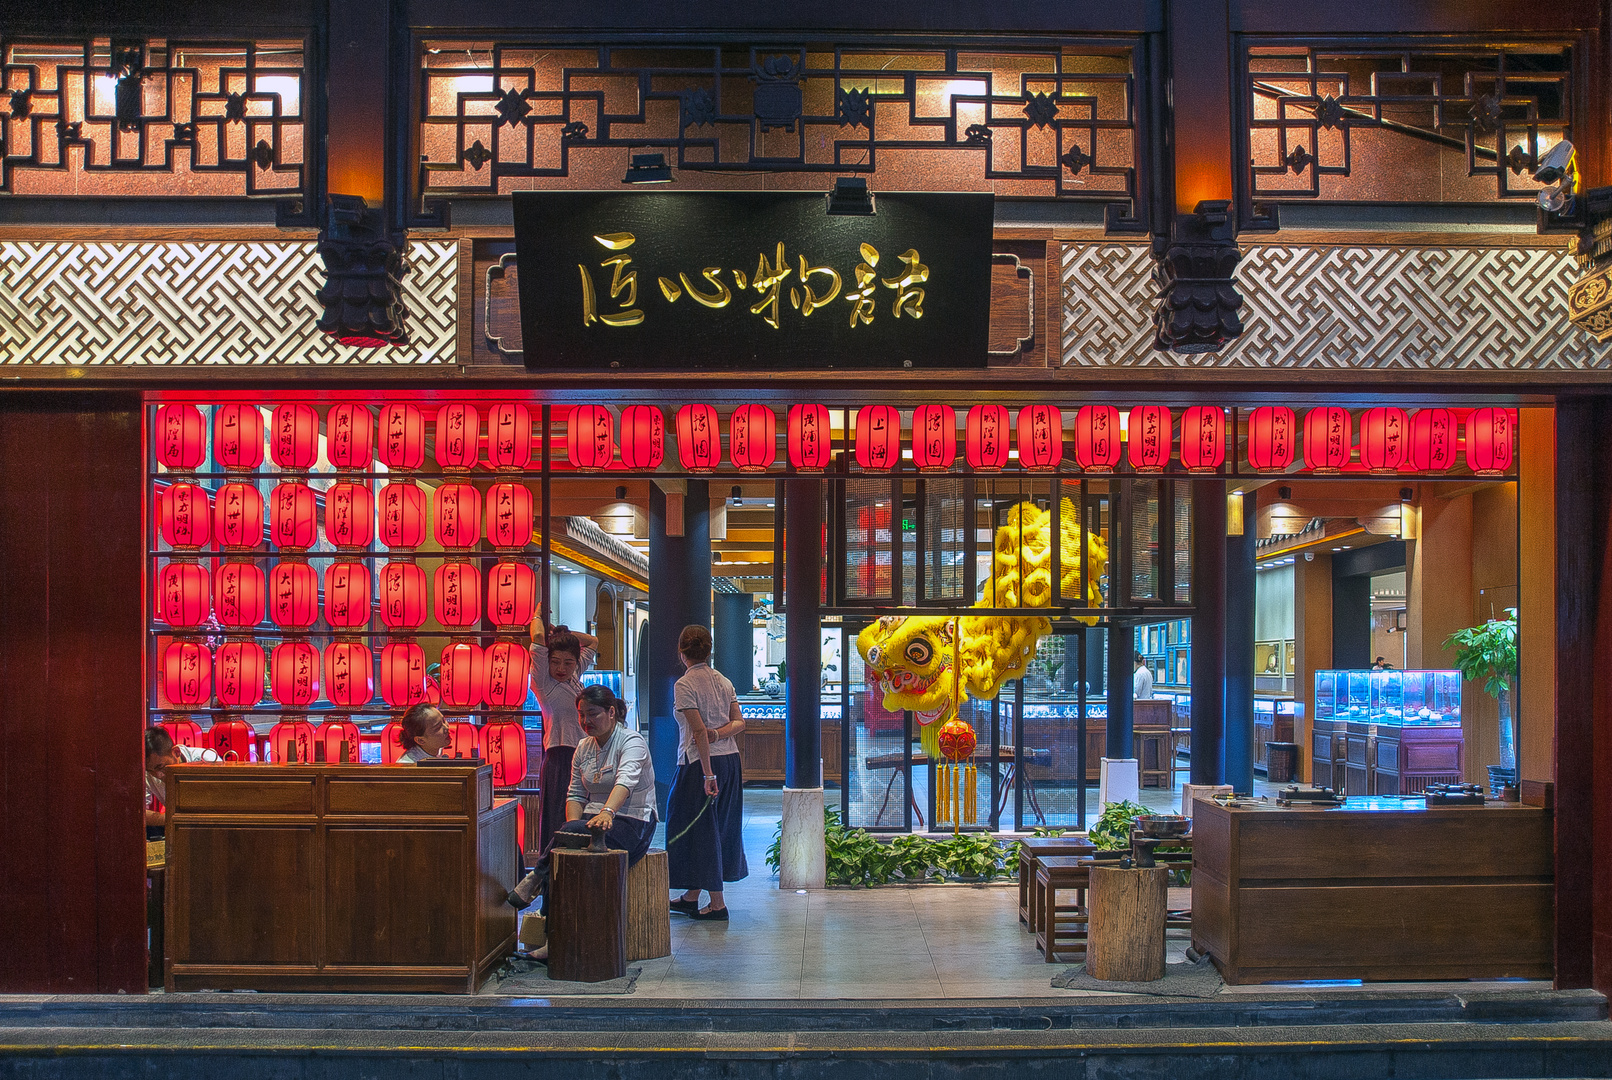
left=736, top=717, right=843, bottom=785
left=164, top=763, right=518, bottom=993
left=1310, top=717, right=1348, bottom=791
left=1192, top=799, right=1552, bottom=984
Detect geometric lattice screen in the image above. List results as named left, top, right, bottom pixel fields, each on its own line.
left=1061, top=241, right=1612, bottom=369
left=0, top=240, right=457, bottom=365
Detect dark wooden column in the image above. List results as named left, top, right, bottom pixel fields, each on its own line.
left=1224, top=489, right=1256, bottom=793
left=784, top=479, right=822, bottom=790
left=646, top=481, right=711, bottom=807
left=1190, top=477, right=1227, bottom=786
left=1106, top=480, right=1134, bottom=759
left=326, top=0, right=389, bottom=205
left=0, top=393, right=146, bottom=993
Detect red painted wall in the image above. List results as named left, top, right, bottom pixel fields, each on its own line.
left=0, top=395, right=147, bottom=993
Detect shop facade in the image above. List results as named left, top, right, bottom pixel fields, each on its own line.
left=0, top=0, right=1608, bottom=997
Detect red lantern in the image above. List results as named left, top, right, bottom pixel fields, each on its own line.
left=213, top=404, right=264, bottom=471
left=1246, top=406, right=1296, bottom=472
left=489, top=559, right=537, bottom=630
left=788, top=404, right=833, bottom=472
left=380, top=721, right=405, bottom=763
left=1409, top=408, right=1457, bottom=472
left=1359, top=407, right=1410, bottom=473
left=325, top=480, right=374, bottom=549
left=1304, top=406, right=1352, bottom=473
left=269, top=480, right=317, bottom=550
left=156, top=404, right=206, bottom=471
left=268, top=719, right=315, bottom=764
left=317, top=718, right=362, bottom=763
left=378, top=403, right=424, bottom=471
left=480, top=717, right=529, bottom=786
left=214, top=561, right=265, bottom=629
left=566, top=405, right=615, bottom=471
left=448, top=722, right=479, bottom=759
left=677, top=403, right=722, bottom=472
left=379, top=560, right=427, bottom=631
left=729, top=404, right=777, bottom=473
left=486, top=481, right=533, bottom=549
left=270, top=403, right=319, bottom=470
left=1023, top=404, right=1068, bottom=472
left=215, top=640, right=265, bottom=709
left=1127, top=406, right=1172, bottom=474
left=270, top=639, right=319, bottom=707
left=434, top=561, right=482, bottom=628
left=160, top=481, right=211, bottom=550
left=208, top=717, right=254, bottom=760
left=326, top=403, right=373, bottom=470
left=1179, top=406, right=1226, bottom=473
left=324, top=641, right=374, bottom=709
left=380, top=480, right=426, bottom=550
left=483, top=639, right=533, bottom=710
left=854, top=405, right=901, bottom=471
left=435, top=404, right=480, bottom=471
left=158, top=560, right=210, bottom=628
left=162, top=641, right=212, bottom=707
left=434, top=481, right=480, bottom=549
left=439, top=641, right=485, bottom=709
left=161, top=719, right=205, bottom=749
left=910, top=404, right=957, bottom=472
left=486, top=403, right=532, bottom=470
left=212, top=480, right=264, bottom=551
left=620, top=405, right=665, bottom=470
left=324, top=561, right=371, bottom=630
left=965, top=404, right=1011, bottom=472
left=1466, top=408, right=1515, bottom=475
left=269, top=559, right=319, bottom=630
left=380, top=641, right=427, bottom=709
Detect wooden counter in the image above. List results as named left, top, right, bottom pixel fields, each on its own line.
left=163, top=763, right=519, bottom=993
left=736, top=716, right=842, bottom=785
left=1191, top=798, right=1552, bottom=985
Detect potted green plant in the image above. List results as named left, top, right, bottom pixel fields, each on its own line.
left=1445, top=608, right=1519, bottom=773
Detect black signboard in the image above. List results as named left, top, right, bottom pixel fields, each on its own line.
left=512, top=191, right=993, bottom=370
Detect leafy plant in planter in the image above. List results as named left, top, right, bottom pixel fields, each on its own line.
left=932, top=832, right=1007, bottom=880
left=1445, top=607, right=1519, bottom=772
left=1088, top=799, right=1149, bottom=850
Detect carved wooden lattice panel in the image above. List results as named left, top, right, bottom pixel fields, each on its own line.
left=1060, top=241, right=1612, bottom=369
left=0, top=240, right=457, bottom=365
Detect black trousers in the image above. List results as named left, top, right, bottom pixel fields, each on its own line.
left=524, top=813, right=656, bottom=912
left=666, top=752, right=748, bottom=894
left=536, top=744, right=575, bottom=858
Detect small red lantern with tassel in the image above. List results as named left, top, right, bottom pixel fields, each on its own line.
left=161, top=481, right=211, bottom=551
left=162, top=641, right=212, bottom=707
left=620, top=405, right=665, bottom=470
left=438, top=642, right=486, bottom=709
left=1179, top=406, right=1226, bottom=473
left=788, top=404, right=833, bottom=472
left=910, top=404, right=957, bottom=472
left=488, top=559, right=537, bottom=630
left=324, top=561, right=371, bottom=630
left=269, top=480, right=317, bottom=550
left=379, top=560, right=427, bottom=631
left=483, top=639, right=533, bottom=710
left=324, top=480, right=374, bottom=550
left=213, top=480, right=263, bottom=552
left=677, top=403, right=722, bottom=472
left=854, top=405, right=901, bottom=471
left=158, top=560, right=210, bottom=628
left=156, top=404, right=206, bottom=471
left=215, top=640, right=265, bottom=709
left=1127, top=406, right=1172, bottom=474
left=326, top=403, right=373, bottom=470
left=435, top=404, right=480, bottom=471
left=270, top=403, right=319, bottom=470
left=433, top=481, right=481, bottom=549
left=378, top=403, right=425, bottom=471
left=324, top=641, right=374, bottom=709
left=729, top=404, right=777, bottom=473
left=1303, top=406, right=1353, bottom=473
left=380, top=640, right=427, bottom=709
left=1409, top=408, right=1457, bottom=472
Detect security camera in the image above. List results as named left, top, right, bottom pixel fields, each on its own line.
left=1534, top=139, right=1577, bottom=214
left=1304, top=551, right=1315, bottom=562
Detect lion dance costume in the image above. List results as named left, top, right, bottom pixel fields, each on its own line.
left=856, top=497, right=1109, bottom=761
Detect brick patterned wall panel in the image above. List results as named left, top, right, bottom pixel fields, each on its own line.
left=0, top=240, right=457, bottom=366
left=1061, top=241, right=1612, bottom=370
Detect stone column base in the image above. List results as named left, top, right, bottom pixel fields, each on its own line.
left=779, top=786, right=826, bottom=890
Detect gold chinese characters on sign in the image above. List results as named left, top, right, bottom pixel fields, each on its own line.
left=1567, top=264, right=1612, bottom=343
left=579, top=234, right=929, bottom=331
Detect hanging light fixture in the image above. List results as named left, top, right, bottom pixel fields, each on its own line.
left=1466, top=408, right=1516, bottom=475
left=270, top=403, right=319, bottom=470
left=910, top=404, right=957, bottom=472
left=1179, top=406, right=1226, bottom=473
left=1126, top=405, right=1172, bottom=474
left=567, top=405, right=616, bottom=472
left=620, top=405, right=665, bottom=470
left=965, top=404, right=1011, bottom=472
left=379, top=560, right=427, bottom=631
left=1358, top=407, right=1411, bottom=474
left=1303, top=406, right=1353, bottom=473
left=1246, top=406, right=1296, bottom=472
left=1408, top=408, right=1457, bottom=472
left=326, top=403, right=374, bottom=470
left=155, top=404, right=206, bottom=471
left=728, top=404, right=778, bottom=473
left=1071, top=405, right=1118, bottom=473
left=677, top=403, right=722, bottom=472
left=486, top=403, right=532, bottom=471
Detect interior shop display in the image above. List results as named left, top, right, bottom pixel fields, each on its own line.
left=1313, top=669, right=1463, bottom=796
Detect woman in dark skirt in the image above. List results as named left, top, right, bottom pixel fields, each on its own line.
left=666, top=623, right=748, bottom=919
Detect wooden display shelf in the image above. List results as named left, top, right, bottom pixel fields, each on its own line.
left=736, top=716, right=842, bottom=785
left=163, top=763, right=519, bottom=994
left=1191, top=798, right=1552, bottom=985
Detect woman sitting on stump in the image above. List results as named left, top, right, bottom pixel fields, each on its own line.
left=507, top=684, right=657, bottom=952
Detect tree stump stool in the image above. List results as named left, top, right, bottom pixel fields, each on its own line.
left=1019, top=837, right=1095, bottom=928
left=548, top=846, right=627, bottom=983
left=1087, top=864, right=1168, bottom=982
left=626, top=850, right=671, bottom=962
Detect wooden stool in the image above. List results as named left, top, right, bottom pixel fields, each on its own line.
left=548, top=846, right=627, bottom=983
left=1019, top=837, right=1095, bottom=929
left=1087, top=864, right=1168, bottom=982
left=626, top=850, right=671, bottom=962
left=1035, top=855, right=1094, bottom=963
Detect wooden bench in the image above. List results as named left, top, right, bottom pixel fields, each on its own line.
left=1035, top=855, right=1095, bottom=963
left=1018, top=836, right=1095, bottom=929
left=626, top=849, right=671, bottom=962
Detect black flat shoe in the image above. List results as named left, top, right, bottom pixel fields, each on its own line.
left=669, top=898, right=699, bottom=916
left=690, top=906, right=729, bottom=921
left=507, top=889, right=533, bottom=910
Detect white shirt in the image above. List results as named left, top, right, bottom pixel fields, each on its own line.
left=567, top=724, right=656, bottom=822
left=1133, top=664, right=1155, bottom=701
left=530, top=640, right=597, bottom=751
left=145, top=744, right=219, bottom=809
left=673, top=661, right=739, bottom=766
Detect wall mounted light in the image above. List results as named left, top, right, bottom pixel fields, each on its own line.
left=623, top=152, right=673, bottom=184
left=826, top=176, right=875, bottom=215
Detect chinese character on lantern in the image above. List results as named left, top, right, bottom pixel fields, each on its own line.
left=910, top=404, right=957, bottom=472
left=1409, top=408, right=1456, bottom=472
left=1359, top=407, right=1410, bottom=474
left=729, top=404, right=777, bottom=473
left=788, top=403, right=832, bottom=472
left=620, top=405, right=665, bottom=470
left=326, top=403, right=373, bottom=470
left=855, top=405, right=901, bottom=471
left=677, top=403, right=722, bottom=472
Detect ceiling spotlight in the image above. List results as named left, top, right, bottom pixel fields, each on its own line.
left=1534, top=139, right=1576, bottom=214
left=623, top=152, right=673, bottom=184
left=826, top=176, right=875, bottom=215
left=732, top=484, right=743, bottom=505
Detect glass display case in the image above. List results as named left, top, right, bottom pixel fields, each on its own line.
left=1314, top=670, right=1464, bottom=795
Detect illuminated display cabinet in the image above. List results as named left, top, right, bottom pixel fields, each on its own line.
left=1313, top=669, right=1463, bottom=796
